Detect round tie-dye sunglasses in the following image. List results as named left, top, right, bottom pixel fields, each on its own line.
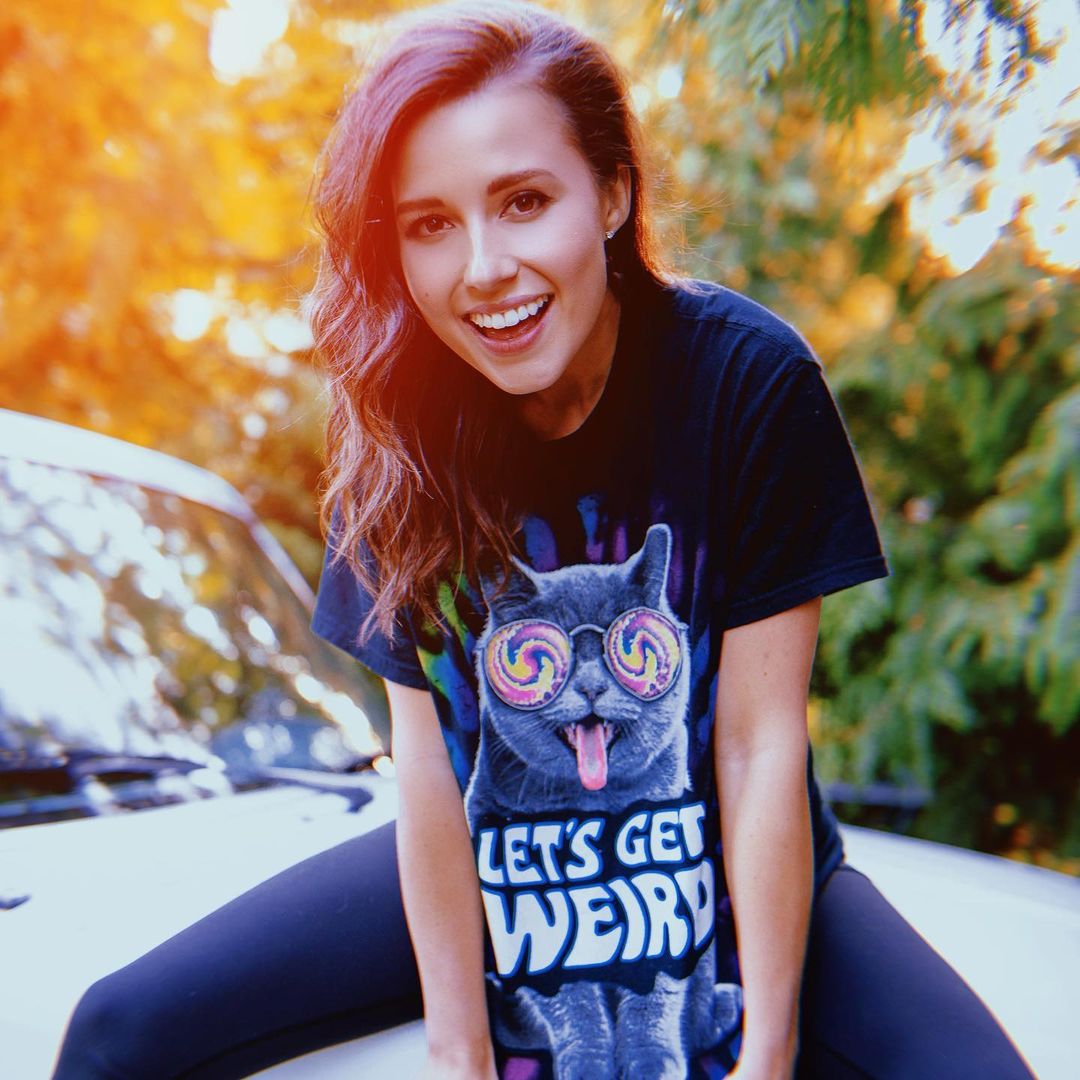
left=482, top=607, right=683, bottom=711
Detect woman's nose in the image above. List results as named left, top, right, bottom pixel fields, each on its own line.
left=463, top=227, right=516, bottom=291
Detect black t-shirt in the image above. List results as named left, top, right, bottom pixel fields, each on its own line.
left=312, top=280, right=888, bottom=1078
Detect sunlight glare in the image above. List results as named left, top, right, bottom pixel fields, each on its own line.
left=210, top=0, right=291, bottom=81
left=657, top=65, right=684, bottom=100
left=888, top=0, right=1079, bottom=273
left=263, top=311, right=314, bottom=352
left=1026, top=158, right=1078, bottom=265
left=171, top=290, right=214, bottom=341
left=225, top=316, right=268, bottom=359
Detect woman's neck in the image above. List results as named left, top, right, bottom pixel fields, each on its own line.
left=518, top=290, right=621, bottom=441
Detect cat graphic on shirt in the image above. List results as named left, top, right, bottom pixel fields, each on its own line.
left=466, top=523, right=742, bottom=1080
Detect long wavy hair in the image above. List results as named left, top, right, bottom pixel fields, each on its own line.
left=311, top=0, right=670, bottom=641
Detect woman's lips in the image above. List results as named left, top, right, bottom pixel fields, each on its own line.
left=465, top=297, right=552, bottom=355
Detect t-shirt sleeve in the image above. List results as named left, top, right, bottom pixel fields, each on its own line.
left=310, top=523, right=429, bottom=691
left=721, top=354, right=889, bottom=629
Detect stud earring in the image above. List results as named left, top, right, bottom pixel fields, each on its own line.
left=606, top=229, right=616, bottom=240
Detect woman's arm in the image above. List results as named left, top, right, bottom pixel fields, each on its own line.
left=714, top=597, right=822, bottom=1079
left=384, top=679, right=498, bottom=1079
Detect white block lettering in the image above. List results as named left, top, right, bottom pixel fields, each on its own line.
left=482, top=888, right=571, bottom=977
left=564, top=885, right=622, bottom=969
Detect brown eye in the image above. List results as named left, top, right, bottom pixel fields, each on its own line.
left=406, top=214, right=449, bottom=239
left=507, top=191, right=549, bottom=216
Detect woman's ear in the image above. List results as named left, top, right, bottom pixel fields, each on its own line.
left=602, top=163, right=632, bottom=237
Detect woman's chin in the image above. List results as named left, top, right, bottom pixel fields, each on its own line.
left=457, top=354, right=564, bottom=399
left=499, top=374, right=561, bottom=398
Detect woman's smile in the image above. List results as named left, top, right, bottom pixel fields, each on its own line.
left=392, top=81, right=629, bottom=426
left=464, top=293, right=553, bottom=354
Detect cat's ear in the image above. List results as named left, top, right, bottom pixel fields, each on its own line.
left=479, top=554, right=540, bottom=612
left=629, top=523, right=672, bottom=607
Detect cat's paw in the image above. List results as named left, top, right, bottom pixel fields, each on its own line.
left=551, top=1046, right=616, bottom=1080
left=711, top=981, right=744, bottom=1043
left=616, top=1046, right=686, bottom=1080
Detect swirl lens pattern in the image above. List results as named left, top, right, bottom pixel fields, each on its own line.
left=484, top=620, right=571, bottom=710
left=605, top=608, right=682, bottom=699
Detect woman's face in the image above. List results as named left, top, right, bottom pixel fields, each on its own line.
left=392, top=81, right=630, bottom=399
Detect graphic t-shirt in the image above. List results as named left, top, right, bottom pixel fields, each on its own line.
left=312, top=281, right=889, bottom=1079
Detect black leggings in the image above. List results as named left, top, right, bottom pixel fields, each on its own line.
left=52, top=822, right=1034, bottom=1080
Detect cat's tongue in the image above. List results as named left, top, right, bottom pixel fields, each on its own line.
left=572, top=722, right=608, bottom=791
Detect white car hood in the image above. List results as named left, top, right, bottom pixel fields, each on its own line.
left=0, top=778, right=401, bottom=1079
left=4, top=796, right=1077, bottom=1080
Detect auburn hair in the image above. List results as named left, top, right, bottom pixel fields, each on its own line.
left=310, top=0, right=669, bottom=641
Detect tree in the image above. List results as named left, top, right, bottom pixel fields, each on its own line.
left=592, top=0, right=1078, bottom=868
left=0, top=0, right=402, bottom=580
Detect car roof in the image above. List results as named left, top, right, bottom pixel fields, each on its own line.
left=0, top=408, right=255, bottom=520
left=0, top=408, right=315, bottom=607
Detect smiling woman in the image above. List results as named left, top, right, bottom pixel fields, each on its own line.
left=307, top=0, right=666, bottom=647
left=392, top=84, right=628, bottom=419
left=50, top=3, right=1039, bottom=1079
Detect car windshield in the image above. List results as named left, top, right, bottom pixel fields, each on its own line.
left=0, top=455, right=386, bottom=826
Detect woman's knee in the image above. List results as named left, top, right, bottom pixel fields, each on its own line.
left=53, top=968, right=173, bottom=1079
left=800, top=863, right=1035, bottom=1079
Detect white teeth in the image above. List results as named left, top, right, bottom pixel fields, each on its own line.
left=468, top=295, right=549, bottom=330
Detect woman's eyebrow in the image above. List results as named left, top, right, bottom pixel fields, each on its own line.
left=395, top=195, right=444, bottom=217
left=395, top=169, right=557, bottom=218
left=486, top=168, right=556, bottom=195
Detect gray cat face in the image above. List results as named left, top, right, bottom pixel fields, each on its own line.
left=475, top=524, right=690, bottom=796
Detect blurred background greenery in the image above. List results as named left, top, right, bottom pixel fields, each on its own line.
left=1, top=0, right=1076, bottom=871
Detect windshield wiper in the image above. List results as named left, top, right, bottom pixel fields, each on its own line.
left=0, top=749, right=231, bottom=827
left=0, top=748, right=212, bottom=782
left=1, top=748, right=378, bottom=816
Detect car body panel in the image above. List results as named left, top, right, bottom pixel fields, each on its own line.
left=0, top=778, right=399, bottom=1079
